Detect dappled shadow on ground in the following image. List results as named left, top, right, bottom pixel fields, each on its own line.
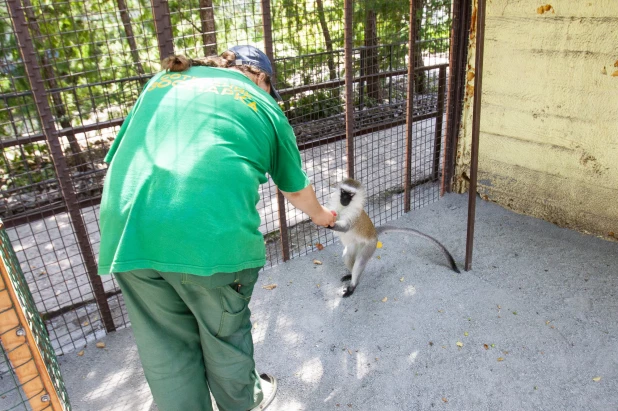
left=59, top=195, right=618, bottom=410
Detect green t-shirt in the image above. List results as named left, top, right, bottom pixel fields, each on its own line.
left=97, top=67, right=310, bottom=276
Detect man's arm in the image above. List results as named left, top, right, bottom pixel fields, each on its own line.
left=280, top=185, right=336, bottom=227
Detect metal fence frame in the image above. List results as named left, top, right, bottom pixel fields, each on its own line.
left=1, top=0, right=470, bottom=353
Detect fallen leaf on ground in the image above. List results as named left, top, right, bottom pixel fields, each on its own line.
left=313, top=259, right=322, bottom=265
left=82, top=321, right=89, bottom=327
left=315, top=243, right=324, bottom=250
left=464, top=332, right=469, bottom=337
left=376, top=241, right=383, bottom=249
left=497, top=357, right=504, bottom=362
left=456, top=341, right=463, bottom=348
left=347, top=349, right=352, bottom=355
left=381, top=297, right=388, bottom=302
left=316, top=284, right=320, bottom=288
left=442, top=397, right=448, bottom=403
left=592, top=376, right=602, bottom=382
left=96, top=342, right=105, bottom=349
left=77, top=350, right=84, bottom=356
left=376, top=255, right=381, bottom=260
left=400, top=277, right=404, bottom=282
left=262, top=284, right=277, bottom=290
left=483, top=344, right=489, bottom=350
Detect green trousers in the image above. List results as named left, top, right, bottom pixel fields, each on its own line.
left=115, top=268, right=264, bottom=411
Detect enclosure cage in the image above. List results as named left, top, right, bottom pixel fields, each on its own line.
left=0, top=0, right=471, bottom=376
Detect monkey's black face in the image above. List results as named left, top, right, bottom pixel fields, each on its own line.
left=340, top=189, right=355, bottom=206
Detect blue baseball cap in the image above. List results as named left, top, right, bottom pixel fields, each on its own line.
left=227, top=45, right=282, bottom=101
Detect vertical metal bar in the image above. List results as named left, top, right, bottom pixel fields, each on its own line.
left=388, top=44, right=393, bottom=102
left=344, top=0, right=355, bottom=179
left=261, top=0, right=275, bottom=81
left=433, top=65, right=447, bottom=180
left=465, top=0, right=487, bottom=271
left=261, top=0, right=290, bottom=262
left=151, top=0, right=174, bottom=60
left=7, top=0, right=116, bottom=332
left=443, top=0, right=471, bottom=193
left=404, top=0, right=416, bottom=212
left=359, top=47, right=365, bottom=109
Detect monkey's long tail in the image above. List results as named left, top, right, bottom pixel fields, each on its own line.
left=376, top=226, right=460, bottom=273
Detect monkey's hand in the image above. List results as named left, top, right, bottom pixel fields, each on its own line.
left=327, top=220, right=351, bottom=232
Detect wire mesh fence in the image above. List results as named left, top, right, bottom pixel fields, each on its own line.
left=0, top=0, right=466, bottom=355
left=0, top=220, right=71, bottom=411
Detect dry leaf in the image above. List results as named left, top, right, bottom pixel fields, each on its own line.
left=376, top=241, right=383, bottom=249
left=612, top=70, right=618, bottom=77
left=456, top=341, right=464, bottom=348
left=77, top=350, right=85, bottom=356
left=381, top=297, right=388, bottom=303
left=315, top=243, right=324, bottom=251
left=497, top=357, right=504, bottom=362
left=442, top=397, right=448, bottom=403
left=399, top=277, right=404, bottom=282
left=316, top=284, right=320, bottom=288
left=544, top=4, right=552, bottom=11
left=592, top=376, right=601, bottom=382
left=614, top=61, right=618, bottom=67
left=464, top=332, right=469, bottom=337
left=262, top=284, right=277, bottom=290
left=313, top=259, right=322, bottom=265
left=82, top=321, right=89, bottom=327
left=96, top=342, right=105, bottom=349
left=347, top=349, right=352, bottom=355
left=376, top=256, right=381, bottom=260
left=483, top=344, right=489, bottom=350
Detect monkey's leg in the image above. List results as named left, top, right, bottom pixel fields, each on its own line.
left=341, top=244, right=357, bottom=281
left=343, top=243, right=376, bottom=298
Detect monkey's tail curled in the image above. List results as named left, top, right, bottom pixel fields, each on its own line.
left=376, top=226, right=461, bottom=273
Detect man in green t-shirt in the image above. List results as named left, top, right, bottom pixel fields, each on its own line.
left=98, top=45, right=336, bottom=411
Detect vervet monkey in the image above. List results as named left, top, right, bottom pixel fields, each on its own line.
left=328, top=178, right=460, bottom=297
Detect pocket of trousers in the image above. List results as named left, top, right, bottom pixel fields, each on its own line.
left=216, top=285, right=250, bottom=338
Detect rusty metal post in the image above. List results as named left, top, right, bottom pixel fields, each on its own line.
left=7, top=0, right=116, bottom=332
left=443, top=0, right=471, bottom=194
left=343, top=0, right=355, bottom=179
left=261, top=0, right=290, bottom=262
left=433, top=65, right=447, bottom=179
left=465, top=0, right=488, bottom=271
left=404, top=0, right=416, bottom=212
left=151, top=0, right=174, bottom=61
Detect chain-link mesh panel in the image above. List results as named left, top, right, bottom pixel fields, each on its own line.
left=0, top=0, right=459, bottom=353
left=0, top=221, right=71, bottom=410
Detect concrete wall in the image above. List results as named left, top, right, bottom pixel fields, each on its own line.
left=454, top=0, right=618, bottom=240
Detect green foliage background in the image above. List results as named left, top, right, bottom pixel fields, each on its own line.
left=1, top=0, right=451, bottom=199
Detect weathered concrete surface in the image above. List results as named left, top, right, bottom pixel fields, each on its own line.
left=57, top=194, right=618, bottom=410
left=455, top=0, right=618, bottom=240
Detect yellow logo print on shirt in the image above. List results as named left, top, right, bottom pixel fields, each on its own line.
left=147, top=74, right=259, bottom=112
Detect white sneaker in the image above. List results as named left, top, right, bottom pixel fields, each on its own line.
left=250, top=373, right=277, bottom=411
